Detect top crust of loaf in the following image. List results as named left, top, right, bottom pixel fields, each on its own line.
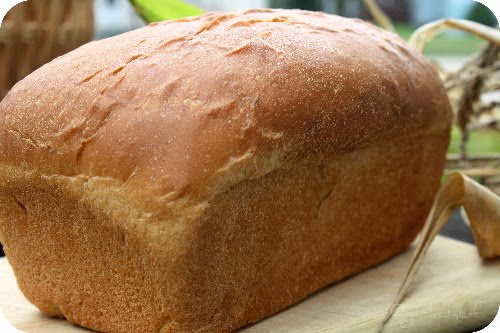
left=0, top=9, right=452, bottom=214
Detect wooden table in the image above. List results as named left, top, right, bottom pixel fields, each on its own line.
left=1, top=236, right=499, bottom=333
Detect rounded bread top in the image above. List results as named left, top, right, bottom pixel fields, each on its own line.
left=0, top=9, right=452, bottom=210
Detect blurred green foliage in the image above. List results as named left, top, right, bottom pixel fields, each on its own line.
left=448, top=127, right=500, bottom=154
left=467, top=2, right=498, bottom=27
left=395, top=24, right=486, bottom=55
left=270, top=0, right=323, bottom=11
left=129, top=0, right=202, bottom=23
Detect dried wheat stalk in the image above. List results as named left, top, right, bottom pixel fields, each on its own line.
left=362, top=5, right=500, bottom=332
left=363, top=0, right=395, bottom=32
left=378, top=173, right=500, bottom=332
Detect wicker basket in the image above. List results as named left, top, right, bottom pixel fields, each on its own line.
left=0, top=0, right=94, bottom=99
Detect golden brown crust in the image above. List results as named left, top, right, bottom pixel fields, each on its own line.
left=0, top=9, right=450, bottom=210
left=0, top=9, right=452, bottom=333
left=0, top=134, right=448, bottom=333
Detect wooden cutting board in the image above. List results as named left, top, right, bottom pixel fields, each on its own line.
left=1, top=236, right=499, bottom=333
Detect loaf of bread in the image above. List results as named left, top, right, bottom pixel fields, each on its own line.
left=0, top=9, right=452, bottom=333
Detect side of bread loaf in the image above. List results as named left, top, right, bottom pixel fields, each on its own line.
left=0, top=9, right=452, bottom=333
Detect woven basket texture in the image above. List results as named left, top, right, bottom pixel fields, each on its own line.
left=0, top=0, right=94, bottom=99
